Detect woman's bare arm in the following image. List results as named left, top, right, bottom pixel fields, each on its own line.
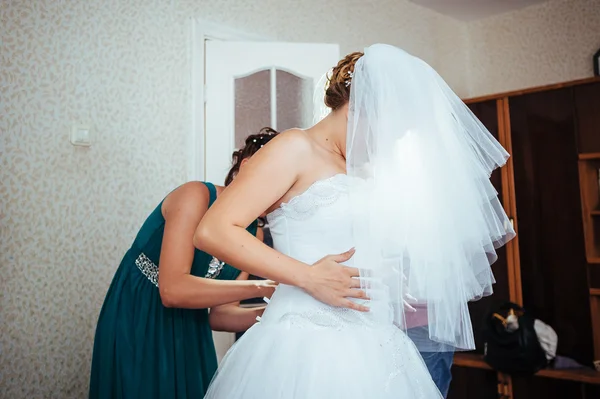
left=195, top=131, right=310, bottom=285
left=208, top=272, right=267, bottom=332
left=157, top=183, right=274, bottom=309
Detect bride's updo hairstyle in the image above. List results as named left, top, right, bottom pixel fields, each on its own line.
left=224, top=127, right=278, bottom=186
left=324, top=51, right=364, bottom=111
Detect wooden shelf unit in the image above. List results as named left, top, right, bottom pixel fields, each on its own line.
left=578, top=157, right=600, bottom=263
left=578, top=153, right=600, bottom=365
left=579, top=153, right=600, bottom=161
left=448, top=78, right=600, bottom=399
left=454, top=354, right=600, bottom=385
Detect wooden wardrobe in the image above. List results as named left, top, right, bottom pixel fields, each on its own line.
left=447, top=78, right=600, bottom=399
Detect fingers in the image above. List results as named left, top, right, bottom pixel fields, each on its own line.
left=330, top=248, right=355, bottom=263
left=257, top=281, right=277, bottom=290
left=339, top=299, right=369, bottom=312
left=342, top=266, right=361, bottom=278
left=403, top=300, right=417, bottom=312
left=349, top=278, right=362, bottom=289
left=344, top=288, right=368, bottom=300
left=405, top=293, right=417, bottom=302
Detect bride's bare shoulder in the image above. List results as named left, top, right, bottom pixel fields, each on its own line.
left=244, top=128, right=313, bottom=177
left=262, top=128, right=314, bottom=156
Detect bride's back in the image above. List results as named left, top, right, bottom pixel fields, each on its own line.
left=267, top=174, right=352, bottom=265
left=261, top=173, right=395, bottom=330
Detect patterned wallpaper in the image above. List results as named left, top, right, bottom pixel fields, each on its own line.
left=0, top=0, right=462, bottom=397
left=465, top=0, right=600, bottom=97
left=2, top=0, right=598, bottom=396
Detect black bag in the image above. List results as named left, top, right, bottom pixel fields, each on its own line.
left=483, top=302, right=548, bottom=375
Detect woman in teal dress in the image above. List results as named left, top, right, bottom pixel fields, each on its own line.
left=89, top=129, right=278, bottom=399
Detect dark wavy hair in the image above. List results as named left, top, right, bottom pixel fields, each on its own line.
left=224, top=127, right=278, bottom=186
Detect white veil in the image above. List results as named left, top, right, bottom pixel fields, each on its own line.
left=346, top=44, right=515, bottom=351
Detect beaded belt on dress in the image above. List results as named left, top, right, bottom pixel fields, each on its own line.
left=134, top=252, right=225, bottom=287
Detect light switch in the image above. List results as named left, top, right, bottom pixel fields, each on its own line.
left=70, top=124, right=92, bottom=147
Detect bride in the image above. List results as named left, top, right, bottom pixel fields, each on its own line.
left=195, top=44, right=515, bottom=398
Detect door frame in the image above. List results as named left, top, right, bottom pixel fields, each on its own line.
left=190, top=19, right=269, bottom=181
left=190, top=20, right=269, bottom=363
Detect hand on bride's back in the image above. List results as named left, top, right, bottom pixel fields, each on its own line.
left=305, top=249, right=369, bottom=312
left=255, top=279, right=278, bottom=299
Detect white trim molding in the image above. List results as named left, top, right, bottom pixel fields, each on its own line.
left=189, top=19, right=268, bottom=181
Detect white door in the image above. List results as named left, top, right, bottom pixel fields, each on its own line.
left=204, top=41, right=339, bottom=361
left=205, top=41, right=340, bottom=184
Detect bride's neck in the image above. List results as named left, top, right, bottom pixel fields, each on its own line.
left=308, top=109, right=347, bottom=160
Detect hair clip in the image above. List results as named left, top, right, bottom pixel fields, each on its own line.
left=345, top=70, right=354, bottom=87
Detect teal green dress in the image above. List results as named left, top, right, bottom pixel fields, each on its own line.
left=89, top=182, right=257, bottom=399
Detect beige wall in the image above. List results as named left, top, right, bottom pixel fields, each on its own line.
left=465, top=0, right=600, bottom=97
left=0, top=1, right=463, bottom=397
left=2, top=0, right=598, bottom=397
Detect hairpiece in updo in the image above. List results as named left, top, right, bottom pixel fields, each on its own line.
left=345, top=71, right=354, bottom=87
left=224, top=127, right=278, bottom=186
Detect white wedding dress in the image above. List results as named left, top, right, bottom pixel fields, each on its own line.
left=205, top=174, right=442, bottom=398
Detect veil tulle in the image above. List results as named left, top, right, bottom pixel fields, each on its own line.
left=345, top=44, right=515, bottom=351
